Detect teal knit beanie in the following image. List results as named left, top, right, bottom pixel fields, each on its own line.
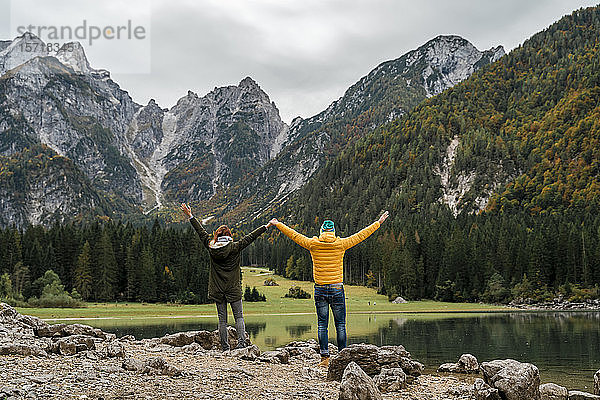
left=320, top=220, right=335, bottom=233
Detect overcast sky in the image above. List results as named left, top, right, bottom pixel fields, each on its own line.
left=3, top=0, right=599, bottom=123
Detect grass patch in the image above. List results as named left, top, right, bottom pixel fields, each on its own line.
left=17, top=267, right=509, bottom=320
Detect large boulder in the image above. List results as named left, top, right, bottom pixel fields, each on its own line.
left=328, top=343, right=422, bottom=381
left=338, top=361, right=383, bottom=400
left=595, top=369, right=600, bottom=395
left=0, top=343, right=47, bottom=357
left=540, top=383, right=568, bottom=400
left=0, top=303, right=48, bottom=331
left=328, top=344, right=381, bottom=381
left=568, top=391, right=600, bottom=400
left=473, top=378, right=502, bottom=400
left=375, top=345, right=410, bottom=364
left=373, top=367, right=406, bottom=393
left=481, top=359, right=541, bottom=400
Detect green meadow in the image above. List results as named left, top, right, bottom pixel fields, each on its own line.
left=17, top=267, right=509, bottom=320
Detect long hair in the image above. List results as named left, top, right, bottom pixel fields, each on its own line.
left=212, top=225, right=232, bottom=243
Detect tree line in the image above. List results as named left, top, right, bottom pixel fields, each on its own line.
left=0, top=220, right=210, bottom=305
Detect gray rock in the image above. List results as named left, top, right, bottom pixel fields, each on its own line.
left=258, top=349, right=290, bottom=364
left=568, top=391, right=600, bottom=400
left=481, top=359, right=541, bottom=400
left=374, top=367, right=406, bottom=393
left=159, top=331, right=196, bottom=347
left=438, top=353, right=479, bottom=374
left=122, top=357, right=144, bottom=371
left=391, top=296, right=407, bottom=304
left=438, top=362, right=462, bottom=373
left=225, top=344, right=261, bottom=361
left=473, top=378, right=502, bottom=400
left=0, top=343, right=47, bottom=357
left=141, top=357, right=182, bottom=377
left=398, top=357, right=424, bottom=376
left=193, top=330, right=215, bottom=350
left=338, top=361, right=383, bottom=400
left=458, top=353, right=479, bottom=373
left=328, top=344, right=381, bottom=381
left=28, top=374, right=53, bottom=384
left=105, top=341, right=126, bottom=358
left=595, top=369, right=599, bottom=395
left=540, top=383, right=568, bottom=400
left=53, top=335, right=95, bottom=355
left=35, top=324, right=68, bottom=337
left=61, top=324, right=107, bottom=339
left=375, top=345, right=410, bottom=364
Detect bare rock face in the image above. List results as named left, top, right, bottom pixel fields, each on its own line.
left=540, top=383, right=568, bottom=400
left=473, top=378, right=502, bottom=400
left=338, top=361, right=383, bottom=400
left=373, top=367, right=406, bottom=393
left=481, top=359, right=541, bottom=400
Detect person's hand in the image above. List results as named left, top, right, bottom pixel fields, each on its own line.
left=378, top=211, right=389, bottom=225
left=267, top=218, right=279, bottom=228
left=180, top=203, right=193, bottom=219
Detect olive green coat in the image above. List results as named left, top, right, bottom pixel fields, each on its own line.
left=190, top=217, right=266, bottom=303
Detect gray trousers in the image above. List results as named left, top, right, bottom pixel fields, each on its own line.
left=215, top=299, right=246, bottom=350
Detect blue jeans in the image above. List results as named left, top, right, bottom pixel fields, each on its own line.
left=314, top=283, right=347, bottom=356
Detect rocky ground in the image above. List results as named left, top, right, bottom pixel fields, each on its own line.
left=2, top=303, right=599, bottom=400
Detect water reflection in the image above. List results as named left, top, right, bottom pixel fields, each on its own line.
left=52, top=312, right=600, bottom=391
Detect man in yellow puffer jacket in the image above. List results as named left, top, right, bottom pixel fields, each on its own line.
left=269, top=211, right=389, bottom=367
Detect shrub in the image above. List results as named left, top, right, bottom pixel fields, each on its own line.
left=26, top=269, right=85, bottom=308
left=284, top=285, right=311, bottom=299
left=244, top=286, right=266, bottom=302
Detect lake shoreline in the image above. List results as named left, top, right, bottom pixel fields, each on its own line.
left=1, top=302, right=477, bottom=400
left=3, top=303, right=600, bottom=399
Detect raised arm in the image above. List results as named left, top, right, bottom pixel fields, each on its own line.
left=181, top=203, right=210, bottom=248
left=235, top=225, right=268, bottom=252
left=271, top=219, right=312, bottom=250
left=340, top=211, right=389, bottom=250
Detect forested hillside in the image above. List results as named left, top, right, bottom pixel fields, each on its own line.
left=246, top=6, right=600, bottom=302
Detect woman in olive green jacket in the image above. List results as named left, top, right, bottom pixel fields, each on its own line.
left=181, top=203, right=273, bottom=350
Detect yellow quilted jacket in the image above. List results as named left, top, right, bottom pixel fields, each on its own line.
left=275, top=221, right=381, bottom=285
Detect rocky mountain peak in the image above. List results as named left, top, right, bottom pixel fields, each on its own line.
left=55, top=42, right=92, bottom=74
left=0, top=32, right=48, bottom=75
